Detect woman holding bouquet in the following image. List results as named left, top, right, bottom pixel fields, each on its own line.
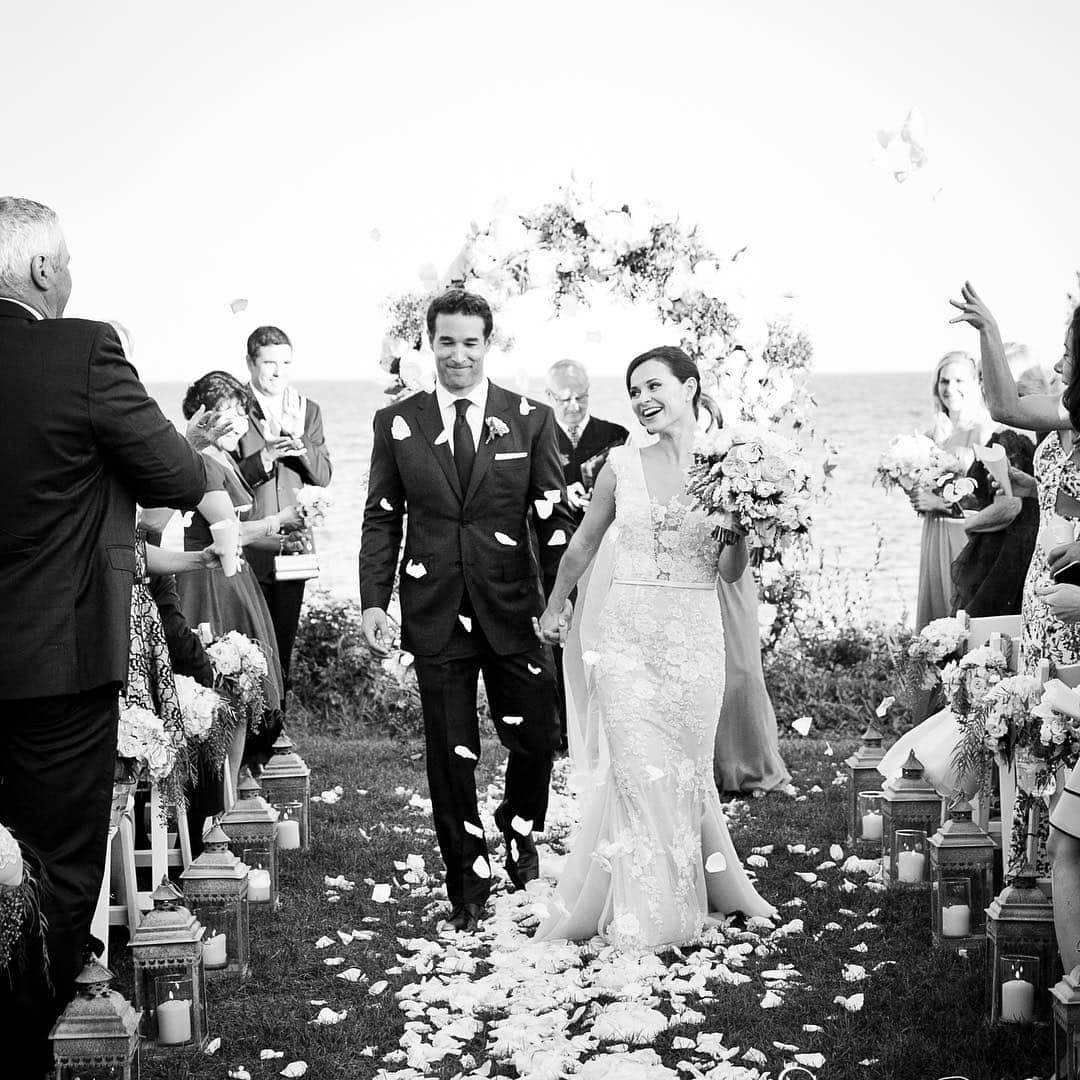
left=911, top=351, right=997, bottom=630
left=533, top=346, right=774, bottom=950
left=172, top=371, right=300, bottom=794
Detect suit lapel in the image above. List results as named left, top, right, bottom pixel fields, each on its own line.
left=464, top=383, right=509, bottom=506
left=415, top=391, right=463, bottom=502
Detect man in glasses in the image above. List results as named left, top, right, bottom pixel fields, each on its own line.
left=544, top=359, right=627, bottom=751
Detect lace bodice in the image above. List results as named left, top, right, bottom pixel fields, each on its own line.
left=609, top=444, right=720, bottom=584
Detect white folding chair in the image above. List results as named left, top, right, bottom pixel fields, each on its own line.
left=1056, top=662, right=1080, bottom=689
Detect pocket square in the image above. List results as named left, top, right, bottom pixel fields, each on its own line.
left=494, top=451, right=528, bottom=460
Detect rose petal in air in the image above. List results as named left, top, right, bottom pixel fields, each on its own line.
left=547, top=530, right=568, bottom=546
left=494, top=532, right=517, bottom=546
left=454, top=745, right=478, bottom=761
left=502, top=715, right=524, bottom=726
left=705, top=852, right=727, bottom=873
left=458, top=615, right=473, bottom=632
left=472, top=856, right=491, bottom=879
left=535, top=499, right=554, bottom=519
left=511, top=815, right=533, bottom=835
left=464, top=820, right=484, bottom=838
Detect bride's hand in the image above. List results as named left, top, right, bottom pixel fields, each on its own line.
left=532, top=601, right=572, bottom=645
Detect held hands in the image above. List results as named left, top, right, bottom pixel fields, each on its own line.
left=532, top=599, right=574, bottom=646
left=361, top=607, right=396, bottom=658
left=276, top=506, right=304, bottom=532
left=948, top=281, right=1000, bottom=336
left=197, top=544, right=223, bottom=571
left=566, top=482, right=591, bottom=512
left=1035, top=582, right=1080, bottom=624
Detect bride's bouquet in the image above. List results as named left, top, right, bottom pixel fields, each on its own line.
left=295, top=485, right=332, bottom=528
left=876, top=433, right=976, bottom=512
left=687, top=423, right=816, bottom=565
left=207, top=630, right=271, bottom=734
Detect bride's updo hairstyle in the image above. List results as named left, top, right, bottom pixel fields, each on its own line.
left=625, top=345, right=723, bottom=429
left=182, top=370, right=248, bottom=420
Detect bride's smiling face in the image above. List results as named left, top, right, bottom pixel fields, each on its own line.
left=628, top=360, right=696, bottom=433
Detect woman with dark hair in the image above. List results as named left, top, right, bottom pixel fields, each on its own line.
left=533, top=345, right=774, bottom=949
left=908, top=351, right=998, bottom=629
left=171, top=371, right=300, bottom=795
left=950, top=283, right=1080, bottom=970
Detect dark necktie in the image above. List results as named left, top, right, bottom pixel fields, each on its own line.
left=567, top=423, right=581, bottom=449
left=453, top=398, right=475, bottom=492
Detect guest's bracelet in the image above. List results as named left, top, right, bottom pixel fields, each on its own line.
left=265, top=514, right=280, bottom=537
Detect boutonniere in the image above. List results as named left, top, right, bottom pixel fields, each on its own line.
left=485, top=417, right=510, bottom=444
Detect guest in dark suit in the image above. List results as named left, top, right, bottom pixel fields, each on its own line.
left=360, top=289, right=575, bottom=931
left=544, top=360, right=628, bottom=748
left=236, top=326, right=332, bottom=693
left=0, top=197, right=206, bottom=1072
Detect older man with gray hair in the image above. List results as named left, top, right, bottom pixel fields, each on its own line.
left=0, top=197, right=206, bottom=1073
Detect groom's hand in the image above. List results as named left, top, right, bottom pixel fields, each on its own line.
left=361, top=607, right=394, bottom=657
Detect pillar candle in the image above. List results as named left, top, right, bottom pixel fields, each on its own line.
left=861, top=813, right=883, bottom=841
left=156, top=997, right=192, bottom=1044
left=203, top=932, right=228, bottom=969
left=1001, top=978, right=1035, bottom=1023
left=276, top=820, right=301, bottom=850
left=897, top=850, right=926, bottom=882
left=941, top=903, right=971, bottom=938
left=248, top=868, right=271, bottom=902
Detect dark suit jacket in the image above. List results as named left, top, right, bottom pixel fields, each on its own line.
left=0, top=301, right=206, bottom=699
left=237, top=392, right=332, bottom=584
left=556, top=415, right=629, bottom=507
left=359, top=382, right=576, bottom=657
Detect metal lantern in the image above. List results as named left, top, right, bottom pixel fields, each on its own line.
left=928, top=797, right=995, bottom=950
left=846, top=724, right=886, bottom=847
left=881, top=750, right=944, bottom=885
left=49, top=958, right=141, bottom=1080
left=220, top=769, right=280, bottom=909
left=180, top=824, right=250, bottom=978
left=1052, top=966, right=1080, bottom=1080
left=129, top=879, right=209, bottom=1051
left=258, top=730, right=312, bottom=851
left=985, top=866, right=1058, bottom=1025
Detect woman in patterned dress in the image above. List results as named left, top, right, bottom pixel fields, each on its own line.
left=950, top=283, right=1080, bottom=970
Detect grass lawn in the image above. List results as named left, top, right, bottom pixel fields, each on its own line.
left=112, top=734, right=1052, bottom=1080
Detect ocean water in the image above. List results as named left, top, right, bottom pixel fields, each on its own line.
left=146, top=372, right=931, bottom=624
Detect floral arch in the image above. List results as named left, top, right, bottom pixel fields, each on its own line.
left=379, top=180, right=821, bottom=439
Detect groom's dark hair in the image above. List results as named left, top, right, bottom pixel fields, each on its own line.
left=246, top=325, right=292, bottom=362
left=426, top=289, right=493, bottom=342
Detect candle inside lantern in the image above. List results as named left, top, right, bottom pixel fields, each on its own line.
left=276, top=819, right=301, bottom=850
left=203, top=931, right=227, bottom=969
left=247, top=867, right=271, bottom=902
left=156, top=994, right=192, bottom=1044
left=941, top=903, right=971, bottom=938
left=1001, top=973, right=1035, bottom=1023
left=897, top=850, right=926, bottom=882
left=861, top=813, right=883, bottom=841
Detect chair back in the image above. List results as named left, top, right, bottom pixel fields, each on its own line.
left=965, top=614, right=1022, bottom=653
left=1056, top=663, right=1080, bottom=689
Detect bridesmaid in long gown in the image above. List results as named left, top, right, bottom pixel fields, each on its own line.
left=910, top=351, right=998, bottom=631
left=535, top=347, right=774, bottom=951
left=713, top=570, right=790, bottom=794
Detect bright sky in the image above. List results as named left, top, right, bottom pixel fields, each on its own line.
left=5, top=0, right=1078, bottom=379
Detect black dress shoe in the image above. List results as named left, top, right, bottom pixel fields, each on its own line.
left=445, top=902, right=484, bottom=932
left=494, top=806, right=539, bottom=891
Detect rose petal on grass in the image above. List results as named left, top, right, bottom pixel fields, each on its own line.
left=835, top=992, right=865, bottom=1012
left=371, top=883, right=392, bottom=903
left=280, top=1065, right=308, bottom=1078
left=759, top=990, right=784, bottom=1008
left=368, top=980, right=388, bottom=996
left=314, top=936, right=334, bottom=949
left=204, top=1037, right=221, bottom=1055
left=336, top=968, right=364, bottom=982
left=791, top=716, right=813, bottom=736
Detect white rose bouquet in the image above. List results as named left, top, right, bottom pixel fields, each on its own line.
left=173, top=675, right=237, bottom=774
left=1029, top=678, right=1080, bottom=778
left=116, top=701, right=177, bottom=782
left=939, top=645, right=1010, bottom=716
left=687, top=423, right=817, bottom=566
left=877, top=433, right=976, bottom=513
left=208, top=631, right=271, bottom=734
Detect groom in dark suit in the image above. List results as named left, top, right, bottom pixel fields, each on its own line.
left=360, top=289, right=575, bottom=931
left=0, top=197, right=206, bottom=1072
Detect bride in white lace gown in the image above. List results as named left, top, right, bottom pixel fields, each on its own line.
left=533, top=347, right=775, bottom=950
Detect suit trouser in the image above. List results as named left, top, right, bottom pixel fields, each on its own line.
left=258, top=577, right=307, bottom=694
left=413, top=619, right=560, bottom=908
left=0, top=684, right=118, bottom=1075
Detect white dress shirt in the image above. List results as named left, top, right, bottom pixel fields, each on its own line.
left=435, top=377, right=490, bottom=455
left=0, top=296, right=43, bottom=320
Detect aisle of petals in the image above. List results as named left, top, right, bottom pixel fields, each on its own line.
left=296, top=758, right=892, bottom=1080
